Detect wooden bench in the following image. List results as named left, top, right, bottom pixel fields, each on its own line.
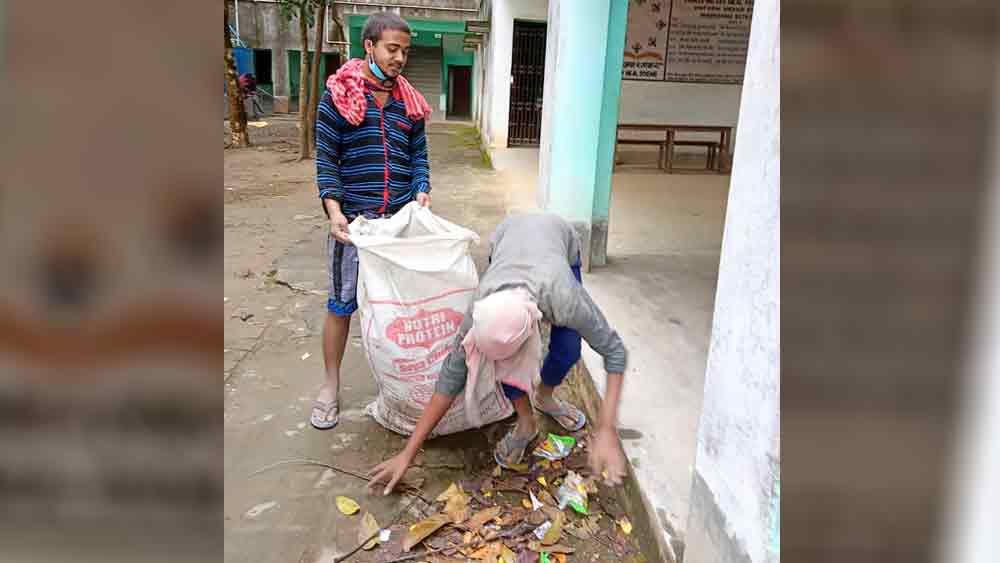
left=672, top=140, right=722, bottom=171
left=616, top=123, right=733, bottom=174
left=615, top=138, right=668, bottom=169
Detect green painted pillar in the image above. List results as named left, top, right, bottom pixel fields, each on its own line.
left=538, top=0, right=626, bottom=271
left=592, top=0, right=628, bottom=267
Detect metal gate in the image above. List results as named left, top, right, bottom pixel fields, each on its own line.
left=508, top=21, right=547, bottom=147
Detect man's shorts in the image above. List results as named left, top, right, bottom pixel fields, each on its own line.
left=326, top=209, right=395, bottom=316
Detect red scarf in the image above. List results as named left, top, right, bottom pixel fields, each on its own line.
left=326, top=58, right=432, bottom=126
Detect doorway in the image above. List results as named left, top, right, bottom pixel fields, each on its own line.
left=507, top=20, right=547, bottom=147
left=448, top=66, right=472, bottom=119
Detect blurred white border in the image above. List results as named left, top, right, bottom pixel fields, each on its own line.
left=939, top=55, right=1000, bottom=563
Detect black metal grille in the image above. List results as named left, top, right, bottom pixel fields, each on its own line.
left=508, top=21, right=547, bottom=147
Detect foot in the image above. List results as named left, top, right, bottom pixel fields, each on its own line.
left=532, top=393, right=587, bottom=432
left=494, top=425, right=539, bottom=469
left=310, top=385, right=339, bottom=430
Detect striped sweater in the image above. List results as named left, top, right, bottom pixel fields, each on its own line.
left=315, top=88, right=431, bottom=217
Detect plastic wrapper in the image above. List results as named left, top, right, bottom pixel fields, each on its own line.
left=556, top=471, right=589, bottom=514
left=532, top=433, right=576, bottom=461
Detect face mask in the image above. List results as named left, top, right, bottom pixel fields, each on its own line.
left=368, top=54, right=389, bottom=82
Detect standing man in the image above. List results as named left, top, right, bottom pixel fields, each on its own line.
left=311, top=12, right=433, bottom=429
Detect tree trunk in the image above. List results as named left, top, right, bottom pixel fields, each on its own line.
left=225, top=1, right=250, bottom=148
left=308, top=1, right=327, bottom=152
left=298, top=6, right=311, bottom=160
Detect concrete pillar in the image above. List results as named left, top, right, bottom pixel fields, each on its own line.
left=683, top=0, right=779, bottom=562
left=537, top=0, right=625, bottom=271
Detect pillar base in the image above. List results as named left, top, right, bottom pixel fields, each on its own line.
left=568, top=220, right=609, bottom=273
left=568, top=221, right=591, bottom=273
left=272, top=96, right=290, bottom=114
left=590, top=220, right=608, bottom=269
left=685, top=472, right=753, bottom=563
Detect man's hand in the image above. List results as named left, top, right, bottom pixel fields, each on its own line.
left=588, top=426, right=627, bottom=486
left=368, top=450, right=414, bottom=496
left=329, top=211, right=351, bottom=245
left=415, top=192, right=431, bottom=208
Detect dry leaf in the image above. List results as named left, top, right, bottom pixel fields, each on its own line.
left=403, top=513, right=451, bottom=552
left=445, top=492, right=471, bottom=524
left=537, top=489, right=557, bottom=507
left=359, top=512, right=381, bottom=550
left=470, top=541, right=503, bottom=560
left=537, top=460, right=551, bottom=470
left=467, top=506, right=504, bottom=532
left=537, top=477, right=547, bottom=487
left=492, top=465, right=503, bottom=478
left=501, top=545, right=517, bottom=563
left=527, top=510, right=548, bottom=525
left=527, top=541, right=575, bottom=554
left=336, top=496, right=361, bottom=516
left=437, top=482, right=463, bottom=503
left=542, top=511, right=565, bottom=545
left=552, top=554, right=567, bottom=563
left=521, top=498, right=533, bottom=510
left=618, top=516, right=633, bottom=535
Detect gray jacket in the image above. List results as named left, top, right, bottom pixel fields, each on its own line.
left=434, top=213, right=627, bottom=396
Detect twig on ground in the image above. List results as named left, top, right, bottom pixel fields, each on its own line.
left=248, top=458, right=431, bottom=504
left=333, top=494, right=423, bottom=563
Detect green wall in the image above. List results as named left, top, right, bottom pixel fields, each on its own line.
left=347, top=15, right=475, bottom=115
left=287, top=50, right=340, bottom=101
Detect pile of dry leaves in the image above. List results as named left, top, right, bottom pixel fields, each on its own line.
left=335, top=430, right=641, bottom=563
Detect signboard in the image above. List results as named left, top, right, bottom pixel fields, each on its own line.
left=623, top=0, right=753, bottom=85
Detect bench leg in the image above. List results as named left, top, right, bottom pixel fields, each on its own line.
left=665, top=131, right=674, bottom=173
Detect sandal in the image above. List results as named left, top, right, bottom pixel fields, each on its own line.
left=310, top=399, right=339, bottom=430
left=533, top=397, right=587, bottom=432
left=494, top=428, right=539, bottom=469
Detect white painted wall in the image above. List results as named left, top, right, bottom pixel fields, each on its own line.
left=536, top=0, right=561, bottom=210
left=481, top=0, right=549, bottom=149
left=480, top=0, right=742, bottom=149
left=620, top=81, right=742, bottom=127
left=684, top=0, right=779, bottom=561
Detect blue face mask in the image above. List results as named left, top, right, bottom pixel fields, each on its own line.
left=368, top=55, right=389, bottom=82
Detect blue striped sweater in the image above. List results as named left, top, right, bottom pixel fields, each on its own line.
left=315, top=89, right=431, bottom=217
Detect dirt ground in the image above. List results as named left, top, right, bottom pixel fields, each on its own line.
left=224, top=119, right=646, bottom=563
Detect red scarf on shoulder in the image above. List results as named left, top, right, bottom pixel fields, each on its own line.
left=326, top=58, right=432, bottom=126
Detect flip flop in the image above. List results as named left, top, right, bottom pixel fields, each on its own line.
left=494, top=427, right=539, bottom=469
left=310, top=399, right=339, bottom=430
left=533, top=397, right=587, bottom=432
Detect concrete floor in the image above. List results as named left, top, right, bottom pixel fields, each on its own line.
left=225, top=124, right=642, bottom=562
left=492, top=144, right=730, bottom=546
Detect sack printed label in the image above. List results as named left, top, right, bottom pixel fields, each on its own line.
left=385, top=308, right=463, bottom=349
left=392, top=343, right=453, bottom=376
